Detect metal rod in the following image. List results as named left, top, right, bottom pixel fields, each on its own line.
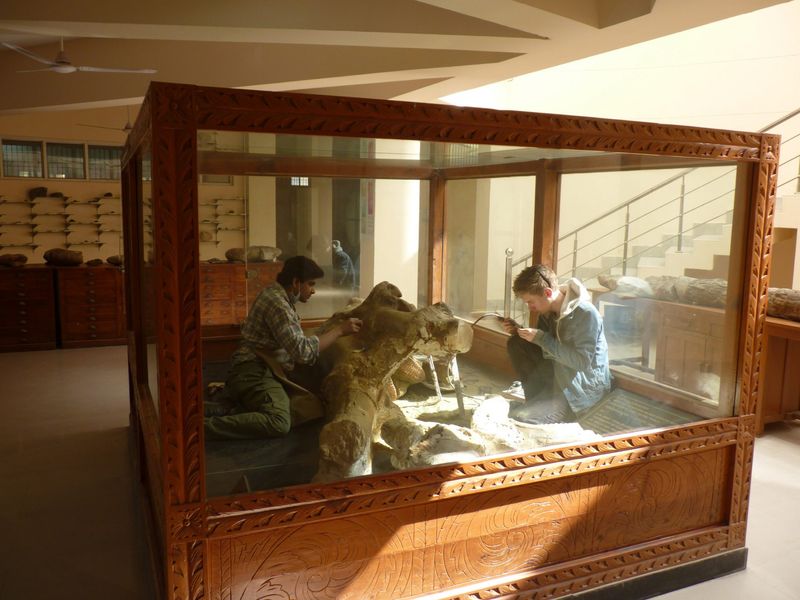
left=622, top=205, right=630, bottom=276
left=503, top=248, right=513, bottom=318
left=678, top=175, right=686, bottom=252
left=571, top=234, right=578, bottom=278
left=427, top=355, right=443, bottom=402
left=450, top=354, right=466, bottom=420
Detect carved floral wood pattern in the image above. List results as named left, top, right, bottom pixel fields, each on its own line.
left=125, top=83, right=777, bottom=600
left=206, top=451, right=730, bottom=600
left=192, top=420, right=739, bottom=542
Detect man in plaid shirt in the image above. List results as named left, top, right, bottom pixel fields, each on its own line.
left=205, top=256, right=361, bottom=439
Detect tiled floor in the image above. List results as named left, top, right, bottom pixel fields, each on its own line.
left=0, top=346, right=153, bottom=600
left=0, top=345, right=797, bottom=599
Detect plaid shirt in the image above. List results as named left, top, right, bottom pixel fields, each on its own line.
left=231, top=282, right=320, bottom=370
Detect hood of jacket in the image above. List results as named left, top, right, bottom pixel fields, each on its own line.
left=558, top=277, right=591, bottom=320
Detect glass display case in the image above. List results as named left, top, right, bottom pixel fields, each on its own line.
left=122, top=83, right=777, bottom=600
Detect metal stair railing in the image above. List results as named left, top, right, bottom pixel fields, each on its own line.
left=555, top=107, right=800, bottom=279
left=502, top=106, right=800, bottom=313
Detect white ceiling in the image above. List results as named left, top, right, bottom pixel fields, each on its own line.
left=0, top=0, right=788, bottom=113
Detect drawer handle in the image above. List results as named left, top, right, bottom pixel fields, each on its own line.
left=20, top=328, right=27, bottom=333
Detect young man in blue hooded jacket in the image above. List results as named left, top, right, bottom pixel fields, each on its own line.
left=502, top=264, right=611, bottom=424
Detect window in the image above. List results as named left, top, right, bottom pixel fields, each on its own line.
left=88, top=145, right=122, bottom=180
left=1, top=140, right=43, bottom=177
left=46, top=142, right=85, bottom=179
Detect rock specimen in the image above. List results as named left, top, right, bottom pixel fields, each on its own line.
left=225, top=245, right=282, bottom=263
left=43, top=248, right=83, bottom=266
left=106, top=255, right=124, bottom=266
left=597, top=274, right=800, bottom=323
left=313, top=281, right=473, bottom=482
left=767, top=287, right=800, bottom=322
left=0, top=253, right=27, bottom=267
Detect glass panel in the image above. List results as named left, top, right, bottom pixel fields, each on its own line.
left=198, top=128, right=745, bottom=497
left=46, top=142, right=85, bottom=179
left=140, top=147, right=158, bottom=415
left=445, top=176, right=536, bottom=330
left=88, top=145, right=122, bottom=180
left=558, top=164, right=739, bottom=426
left=2, top=139, right=43, bottom=177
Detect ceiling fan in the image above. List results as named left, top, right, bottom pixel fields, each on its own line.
left=78, top=106, right=135, bottom=134
left=1, top=38, right=156, bottom=74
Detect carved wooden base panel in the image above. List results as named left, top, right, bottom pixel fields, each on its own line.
left=206, top=447, right=732, bottom=600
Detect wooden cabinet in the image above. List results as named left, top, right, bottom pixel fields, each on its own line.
left=653, top=301, right=725, bottom=395
left=56, top=266, right=126, bottom=347
left=245, top=261, right=283, bottom=307
left=199, top=263, right=247, bottom=325
left=0, top=266, right=57, bottom=351
left=199, top=261, right=283, bottom=326
left=757, top=317, right=800, bottom=432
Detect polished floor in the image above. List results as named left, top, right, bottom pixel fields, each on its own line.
left=0, top=345, right=797, bottom=599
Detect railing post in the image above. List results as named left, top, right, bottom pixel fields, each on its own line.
left=678, top=175, right=686, bottom=252
left=504, top=248, right=513, bottom=318
left=571, top=234, right=578, bottom=278
left=622, top=205, right=630, bottom=276
left=796, top=158, right=800, bottom=193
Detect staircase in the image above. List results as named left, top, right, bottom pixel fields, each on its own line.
left=503, top=107, right=800, bottom=319
left=558, top=109, right=800, bottom=285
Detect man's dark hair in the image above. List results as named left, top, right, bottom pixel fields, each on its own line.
left=276, top=256, right=324, bottom=286
left=512, top=264, right=558, bottom=297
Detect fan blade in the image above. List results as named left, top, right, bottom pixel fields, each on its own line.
left=1, top=42, right=57, bottom=66
left=77, top=123, right=127, bottom=131
left=16, top=67, right=56, bottom=73
left=77, top=65, right=157, bottom=74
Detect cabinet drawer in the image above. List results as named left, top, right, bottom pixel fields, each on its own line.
left=62, top=319, right=121, bottom=336
left=1, top=302, right=55, bottom=320
left=201, top=299, right=246, bottom=325
left=661, top=310, right=712, bottom=336
left=63, top=303, right=121, bottom=321
left=60, top=278, right=118, bottom=296
left=0, top=272, right=54, bottom=299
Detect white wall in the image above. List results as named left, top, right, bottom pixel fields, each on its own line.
left=445, top=1, right=800, bottom=286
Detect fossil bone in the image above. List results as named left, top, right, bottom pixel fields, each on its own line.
left=313, top=281, right=473, bottom=482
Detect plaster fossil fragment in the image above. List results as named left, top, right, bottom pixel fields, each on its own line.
left=313, top=281, right=473, bottom=482
left=767, top=287, right=800, bottom=322
left=225, top=245, right=282, bottom=263
left=598, top=274, right=800, bottom=322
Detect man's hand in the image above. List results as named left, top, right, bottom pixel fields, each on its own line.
left=339, top=317, right=362, bottom=336
left=501, top=317, right=519, bottom=335
left=516, top=327, right=538, bottom=342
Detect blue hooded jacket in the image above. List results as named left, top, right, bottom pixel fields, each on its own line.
left=533, top=277, right=612, bottom=414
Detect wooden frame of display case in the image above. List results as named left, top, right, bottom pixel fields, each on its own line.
left=122, top=82, right=778, bottom=600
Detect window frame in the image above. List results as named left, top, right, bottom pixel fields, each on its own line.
left=1, top=139, right=44, bottom=178
left=0, top=137, right=123, bottom=180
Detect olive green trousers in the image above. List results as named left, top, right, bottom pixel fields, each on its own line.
left=204, top=357, right=324, bottom=440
